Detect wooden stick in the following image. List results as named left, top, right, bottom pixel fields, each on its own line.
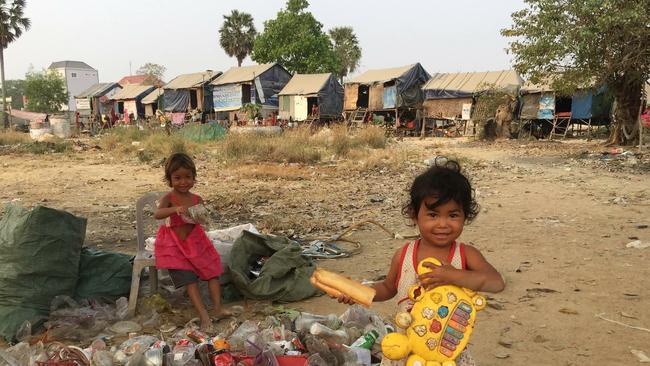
left=595, top=313, right=650, bottom=333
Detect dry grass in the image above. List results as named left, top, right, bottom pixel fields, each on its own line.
left=234, top=164, right=310, bottom=180
left=0, top=130, right=30, bottom=145
left=96, top=124, right=390, bottom=165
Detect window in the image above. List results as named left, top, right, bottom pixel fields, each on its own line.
left=71, top=72, right=77, bottom=77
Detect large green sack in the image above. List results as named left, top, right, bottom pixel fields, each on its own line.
left=229, top=231, right=318, bottom=302
left=0, top=204, right=86, bottom=341
left=74, top=248, right=133, bottom=301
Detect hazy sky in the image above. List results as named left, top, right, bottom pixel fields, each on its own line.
left=6, top=0, right=526, bottom=82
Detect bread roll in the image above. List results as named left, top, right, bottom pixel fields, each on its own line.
left=311, top=268, right=375, bottom=307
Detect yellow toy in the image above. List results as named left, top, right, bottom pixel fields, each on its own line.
left=381, top=258, right=486, bottom=366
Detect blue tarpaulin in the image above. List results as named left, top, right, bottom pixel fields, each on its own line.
left=537, top=93, right=555, bottom=119
left=571, top=90, right=592, bottom=119
left=383, top=86, right=397, bottom=109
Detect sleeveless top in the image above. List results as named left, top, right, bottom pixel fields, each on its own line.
left=395, top=239, right=466, bottom=313
left=168, top=193, right=198, bottom=227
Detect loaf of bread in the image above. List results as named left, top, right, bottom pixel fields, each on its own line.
left=311, top=268, right=376, bottom=307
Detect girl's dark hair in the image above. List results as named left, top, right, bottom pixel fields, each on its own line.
left=164, top=152, right=196, bottom=186
left=403, top=157, right=479, bottom=222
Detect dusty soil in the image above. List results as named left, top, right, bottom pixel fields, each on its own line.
left=1, top=137, right=649, bottom=365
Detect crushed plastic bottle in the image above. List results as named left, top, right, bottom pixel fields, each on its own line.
left=227, top=320, right=259, bottom=351
left=306, top=353, right=328, bottom=366
left=309, top=323, right=349, bottom=345
left=116, top=297, right=129, bottom=320
left=16, top=320, right=32, bottom=342
left=295, top=313, right=341, bottom=332
left=91, top=350, right=114, bottom=366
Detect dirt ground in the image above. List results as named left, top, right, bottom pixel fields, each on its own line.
left=2, top=137, right=649, bottom=365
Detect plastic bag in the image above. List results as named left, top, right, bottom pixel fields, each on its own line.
left=15, top=320, right=31, bottom=342
left=227, top=320, right=259, bottom=351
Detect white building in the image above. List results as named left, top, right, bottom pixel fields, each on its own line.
left=48, top=61, right=99, bottom=111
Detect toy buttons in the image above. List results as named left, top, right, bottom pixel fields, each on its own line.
left=381, top=258, right=486, bottom=366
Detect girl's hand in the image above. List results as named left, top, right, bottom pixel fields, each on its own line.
left=418, top=260, right=456, bottom=289
left=335, top=294, right=356, bottom=306
left=175, top=205, right=188, bottom=215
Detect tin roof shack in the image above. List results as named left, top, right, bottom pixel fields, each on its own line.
left=141, top=88, right=164, bottom=117
left=163, top=71, right=221, bottom=113
left=211, top=63, right=291, bottom=122
left=110, top=85, right=155, bottom=120
left=278, top=73, right=343, bottom=122
left=344, top=63, right=431, bottom=124
left=422, top=70, right=522, bottom=121
left=75, top=83, right=122, bottom=122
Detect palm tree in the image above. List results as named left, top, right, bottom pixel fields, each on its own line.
left=329, top=26, right=361, bottom=84
left=0, top=0, right=30, bottom=128
left=219, top=10, right=257, bottom=67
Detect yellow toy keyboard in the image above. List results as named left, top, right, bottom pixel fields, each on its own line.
left=381, top=257, right=486, bottom=366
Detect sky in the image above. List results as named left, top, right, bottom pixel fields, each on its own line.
left=5, top=0, right=526, bottom=82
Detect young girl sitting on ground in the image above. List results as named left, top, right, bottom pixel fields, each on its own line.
left=339, top=158, right=505, bottom=365
left=154, top=152, right=226, bottom=331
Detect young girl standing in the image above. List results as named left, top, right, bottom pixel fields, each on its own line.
left=154, top=152, right=225, bottom=331
left=339, top=158, right=505, bottom=365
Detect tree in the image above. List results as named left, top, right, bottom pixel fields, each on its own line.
left=329, top=26, right=361, bottom=83
left=252, top=0, right=340, bottom=74
left=3, top=79, right=24, bottom=109
left=219, top=10, right=257, bottom=67
left=24, top=69, right=67, bottom=113
left=502, top=0, right=650, bottom=145
left=136, top=62, right=166, bottom=81
left=0, top=0, right=30, bottom=128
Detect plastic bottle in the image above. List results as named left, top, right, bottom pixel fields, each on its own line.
left=295, top=313, right=341, bottom=331
left=349, top=330, right=379, bottom=349
left=309, top=323, right=349, bottom=344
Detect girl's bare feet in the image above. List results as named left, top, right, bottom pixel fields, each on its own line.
left=200, top=315, right=214, bottom=333
left=211, top=308, right=234, bottom=320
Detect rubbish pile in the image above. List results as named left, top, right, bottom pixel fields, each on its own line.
left=0, top=302, right=391, bottom=366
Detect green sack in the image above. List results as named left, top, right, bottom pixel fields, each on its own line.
left=0, top=204, right=86, bottom=341
left=74, top=248, right=133, bottom=301
left=229, top=231, right=318, bottom=303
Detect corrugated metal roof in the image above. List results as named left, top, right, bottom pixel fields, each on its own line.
left=164, top=71, right=220, bottom=90
left=347, top=64, right=415, bottom=84
left=211, top=63, right=276, bottom=86
left=278, top=73, right=331, bottom=95
left=75, top=83, right=119, bottom=98
left=141, top=88, right=164, bottom=104
left=48, top=60, right=95, bottom=70
left=111, top=85, right=155, bottom=100
left=423, top=70, right=523, bottom=94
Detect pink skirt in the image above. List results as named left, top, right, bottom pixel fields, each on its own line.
left=154, top=224, right=224, bottom=281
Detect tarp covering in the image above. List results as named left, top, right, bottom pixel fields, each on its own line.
left=344, top=63, right=431, bottom=110
left=279, top=73, right=330, bottom=96
left=317, top=74, right=344, bottom=117
left=0, top=205, right=86, bottom=341
left=74, top=248, right=132, bottom=301
left=571, top=90, right=592, bottom=119
left=519, top=93, right=540, bottom=119
left=163, top=89, right=190, bottom=112
left=110, top=85, right=155, bottom=100
left=165, top=71, right=220, bottom=90
left=423, top=70, right=523, bottom=99
left=179, top=121, right=226, bottom=142
left=348, top=64, right=416, bottom=84
left=229, top=231, right=318, bottom=302
left=141, top=88, right=164, bottom=105
left=383, top=85, right=397, bottom=109
left=76, top=83, right=119, bottom=98
left=538, top=93, right=555, bottom=119
left=212, top=64, right=276, bottom=86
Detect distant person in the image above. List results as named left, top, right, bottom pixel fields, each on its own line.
left=334, top=158, right=505, bottom=365
left=154, top=153, right=230, bottom=332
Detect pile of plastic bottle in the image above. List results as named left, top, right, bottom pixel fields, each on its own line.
left=0, top=302, right=391, bottom=366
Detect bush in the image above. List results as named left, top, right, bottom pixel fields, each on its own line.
left=0, top=131, right=30, bottom=146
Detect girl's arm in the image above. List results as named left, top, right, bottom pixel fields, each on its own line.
left=154, top=194, right=185, bottom=219
left=337, top=247, right=402, bottom=304
left=419, top=245, right=505, bottom=293
left=371, top=248, right=401, bottom=301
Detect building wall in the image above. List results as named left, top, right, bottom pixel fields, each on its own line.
left=53, top=67, right=99, bottom=111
